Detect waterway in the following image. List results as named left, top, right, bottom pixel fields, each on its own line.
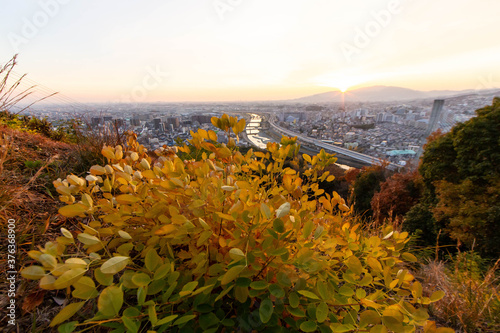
left=245, top=114, right=276, bottom=149
left=245, top=113, right=352, bottom=170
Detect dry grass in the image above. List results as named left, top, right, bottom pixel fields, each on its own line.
left=0, top=126, right=79, bottom=332
left=0, top=121, right=126, bottom=332
left=418, top=257, right=500, bottom=333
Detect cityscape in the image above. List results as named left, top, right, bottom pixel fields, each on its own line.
left=25, top=87, right=499, bottom=168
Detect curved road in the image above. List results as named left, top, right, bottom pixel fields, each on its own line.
left=267, top=118, right=401, bottom=171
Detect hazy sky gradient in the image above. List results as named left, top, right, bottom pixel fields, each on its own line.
left=1, top=0, right=499, bottom=102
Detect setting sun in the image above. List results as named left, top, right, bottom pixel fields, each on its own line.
left=312, top=70, right=379, bottom=93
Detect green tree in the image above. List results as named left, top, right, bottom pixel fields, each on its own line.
left=351, top=165, right=387, bottom=218
left=409, top=98, right=500, bottom=257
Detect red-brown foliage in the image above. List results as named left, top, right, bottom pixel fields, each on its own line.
left=371, top=170, right=423, bottom=225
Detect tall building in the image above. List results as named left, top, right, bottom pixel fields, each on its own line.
left=166, top=117, right=180, bottom=128
left=153, top=118, right=163, bottom=131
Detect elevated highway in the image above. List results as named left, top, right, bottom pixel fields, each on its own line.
left=268, top=119, right=401, bottom=171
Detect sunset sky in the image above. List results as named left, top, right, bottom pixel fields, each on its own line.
left=1, top=0, right=499, bottom=103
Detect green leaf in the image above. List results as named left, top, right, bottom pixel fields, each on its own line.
left=369, top=325, right=388, bottom=333
left=332, top=323, right=356, bottom=332
left=402, top=252, right=418, bottom=262
left=57, top=321, right=77, bottom=333
left=77, top=233, right=100, bottom=245
left=360, top=310, right=381, bottom=328
left=148, top=304, right=158, bottom=325
left=287, top=306, right=306, bottom=317
left=214, top=285, right=234, bottom=302
left=21, top=265, right=46, bottom=280
left=199, top=312, right=220, bottom=330
left=339, top=285, right=355, bottom=297
left=197, top=230, right=213, bottom=247
left=300, top=321, right=317, bottom=332
left=317, top=280, right=329, bottom=300
left=54, top=268, right=86, bottom=289
left=412, top=308, right=430, bottom=321
left=137, top=286, right=147, bottom=305
left=221, top=265, right=245, bottom=285
left=50, top=302, right=85, bottom=327
left=155, top=314, right=178, bottom=327
left=123, top=307, right=141, bottom=317
left=72, top=276, right=98, bottom=299
left=276, top=202, right=291, bottom=218
left=122, top=316, right=139, bottom=333
left=430, top=290, right=445, bottom=302
left=273, top=219, right=285, bottom=233
left=269, top=284, right=285, bottom=298
left=412, top=281, right=423, bottom=298
left=60, top=228, right=73, bottom=239
left=269, top=247, right=288, bottom=256
left=346, top=256, right=363, bottom=275
left=173, top=314, right=196, bottom=326
left=297, top=290, right=320, bottom=300
left=261, top=203, right=271, bottom=219
left=259, top=299, right=274, bottom=324
left=289, top=292, right=300, bottom=308
left=356, top=288, right=367, bottom=300
left=229, top=248, right=245, bottom=261
left=118, top=230, right=132, bottom=240
left=236, top=277, right=251, bottom=287
left=249, top=280, right=268, bottom=290
left=316, top=302, right=328, bottom=323
left=100, top=256, right=129, bottom=274
left=303, top=220, right=314, bottom=239
left=153, top=263, right=171, bottom=281
left=98, top=285, right=123, bottom=317
left=94, top=268, right=113, bottom=286
left=382, top=316, right=404, bottom=332
left=132, top=273, right=151, bottom=287
left=181, top=281, right=199, bottom=292
left=277, top=272, right=292, bottom=287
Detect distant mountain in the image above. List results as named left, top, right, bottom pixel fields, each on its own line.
left=292, top=85, right=476, bottom=103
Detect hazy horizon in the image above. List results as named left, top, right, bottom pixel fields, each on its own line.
left=2, top=0, right=500, bottom=103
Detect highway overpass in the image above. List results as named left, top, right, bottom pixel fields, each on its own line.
left=268, top=120, right=401, bottom=171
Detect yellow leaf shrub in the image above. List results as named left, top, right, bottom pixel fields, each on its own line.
left=21, top=115, right=450, bottom=332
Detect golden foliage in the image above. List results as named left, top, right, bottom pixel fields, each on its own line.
left=21, top=115, right=451, bottom=332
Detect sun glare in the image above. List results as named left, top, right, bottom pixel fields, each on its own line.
left=314, top=74, right=365, bottom=93
left=313, top=70, right=388, bottom=94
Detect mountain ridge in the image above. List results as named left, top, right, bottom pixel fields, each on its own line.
left=290, top=85, right=492, bottom=103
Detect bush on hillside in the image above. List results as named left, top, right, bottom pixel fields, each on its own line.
left=21, top=115, right=450, bottom=332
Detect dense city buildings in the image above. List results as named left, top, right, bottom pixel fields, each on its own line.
left=23, top=89, right=499, bottom=167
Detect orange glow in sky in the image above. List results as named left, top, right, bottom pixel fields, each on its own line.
left=1, top=0, right=499, bottom=102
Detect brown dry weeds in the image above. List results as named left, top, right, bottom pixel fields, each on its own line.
left=0, top=126, right=79, bottom=332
